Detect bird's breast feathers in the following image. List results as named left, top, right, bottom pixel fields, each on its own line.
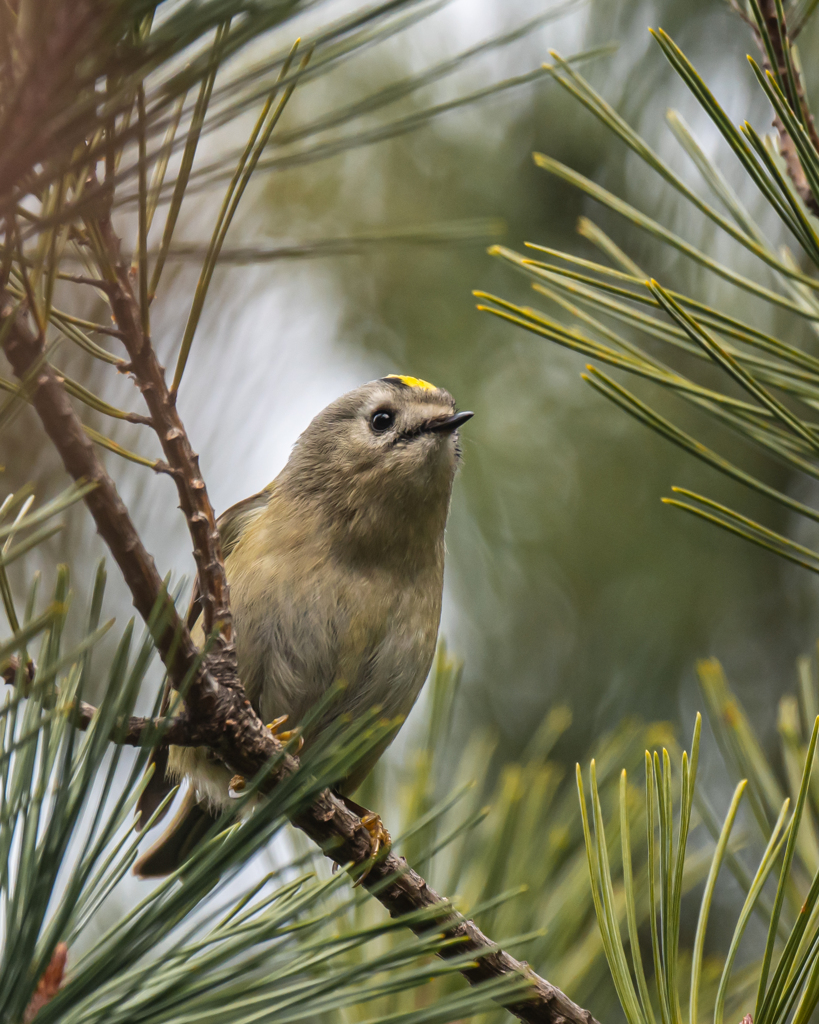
left=225, top=524, right=443, bottom=732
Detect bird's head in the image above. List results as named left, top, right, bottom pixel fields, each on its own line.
left=280, top=375, right=473, bottom=562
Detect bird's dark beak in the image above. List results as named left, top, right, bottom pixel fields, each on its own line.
left=425, top=411, right=474, bottom=434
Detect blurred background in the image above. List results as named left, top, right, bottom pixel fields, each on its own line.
left=7, top=0, right=819, bottom=1017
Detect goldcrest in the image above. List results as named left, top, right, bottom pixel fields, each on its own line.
left=135, top=375, right=472, bottom=876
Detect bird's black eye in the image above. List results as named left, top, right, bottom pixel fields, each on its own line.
left=370, top=409, right=395, bottom=433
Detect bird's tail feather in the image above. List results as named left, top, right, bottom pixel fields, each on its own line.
left=133, top=788, right=224, bottom=877
left=135, top=746, right=175, bottom=832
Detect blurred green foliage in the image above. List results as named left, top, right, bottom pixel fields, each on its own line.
left=472, top=2, right=819, bottom=1022
left=307, top=644, right=677, bottom=1024
left=576, top=643, right=819, bottom=1024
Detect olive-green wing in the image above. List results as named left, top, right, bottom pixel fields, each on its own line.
left=136, top=487, right=272, bottom=832
left=185, top=488, right=272, bottom=630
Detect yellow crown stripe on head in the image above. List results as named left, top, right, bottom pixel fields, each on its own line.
left=384, top=374, right=437, bottom=391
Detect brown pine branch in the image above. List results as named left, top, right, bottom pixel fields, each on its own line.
left=0, top=299, right=198, bottom=682
left=23, top=943, right=67, bottom=1023
left=67, top=702, right=209, bottom=747
left=0, top=655, right=258, bottom=751
left=751, top=0, right=819, bottom=215
left=1, top=658, right=216, bottom=747
left=0, top=295, right=602, bottom=1024
left=0, top=295, right=270, bottom=756
left=0, top=1, right=110, bottom=207
left=91, top=195, right=233, bottom=651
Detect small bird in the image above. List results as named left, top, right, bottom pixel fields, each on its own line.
left=135, top=375, right=472, bottom=876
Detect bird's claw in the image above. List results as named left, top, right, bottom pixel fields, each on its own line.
left=265, top=714, right=304, bottom=751
left=229, top=715, right=302, bottom=796
left=353, top=812, right=391, bottom=887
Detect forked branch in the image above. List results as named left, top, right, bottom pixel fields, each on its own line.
left=0, top=299, right=198, bottom=682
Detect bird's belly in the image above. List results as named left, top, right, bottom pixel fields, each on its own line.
left=231, top=567, right=441, bottom=742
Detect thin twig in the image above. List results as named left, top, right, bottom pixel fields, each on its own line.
left=728, top=0, right=754, bottom=28
left=56, top=273, right=115, bottom=290
left=90, top=188, right=235, bottom=661
left=71, top=701, right=215, bottom=747
left=1, top=656, right=213, bottom=747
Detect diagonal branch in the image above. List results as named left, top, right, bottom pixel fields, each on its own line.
left=1, top=299, right=198, bottom=682
left=751, top=0, right=819, bottom=215
left=2, top=6, right=600, bottom=1020
left=89, top=189, right=234, bottom=654
left=63, top=702, right=208, bottom=747
left=0, top=297, right=602, bottom=1024
left=0, top=294, right=266, bottom=754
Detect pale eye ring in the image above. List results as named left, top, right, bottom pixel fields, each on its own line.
left=370, top=409, right=395, bottom=433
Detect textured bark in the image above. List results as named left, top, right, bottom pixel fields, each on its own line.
left=755, top=0, right=819, bottom=215
left=0, top=2, right=109, bottom=207
left=1, top=301, right=197, bottom=680
left=94, top=206, right=234, bottom=649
